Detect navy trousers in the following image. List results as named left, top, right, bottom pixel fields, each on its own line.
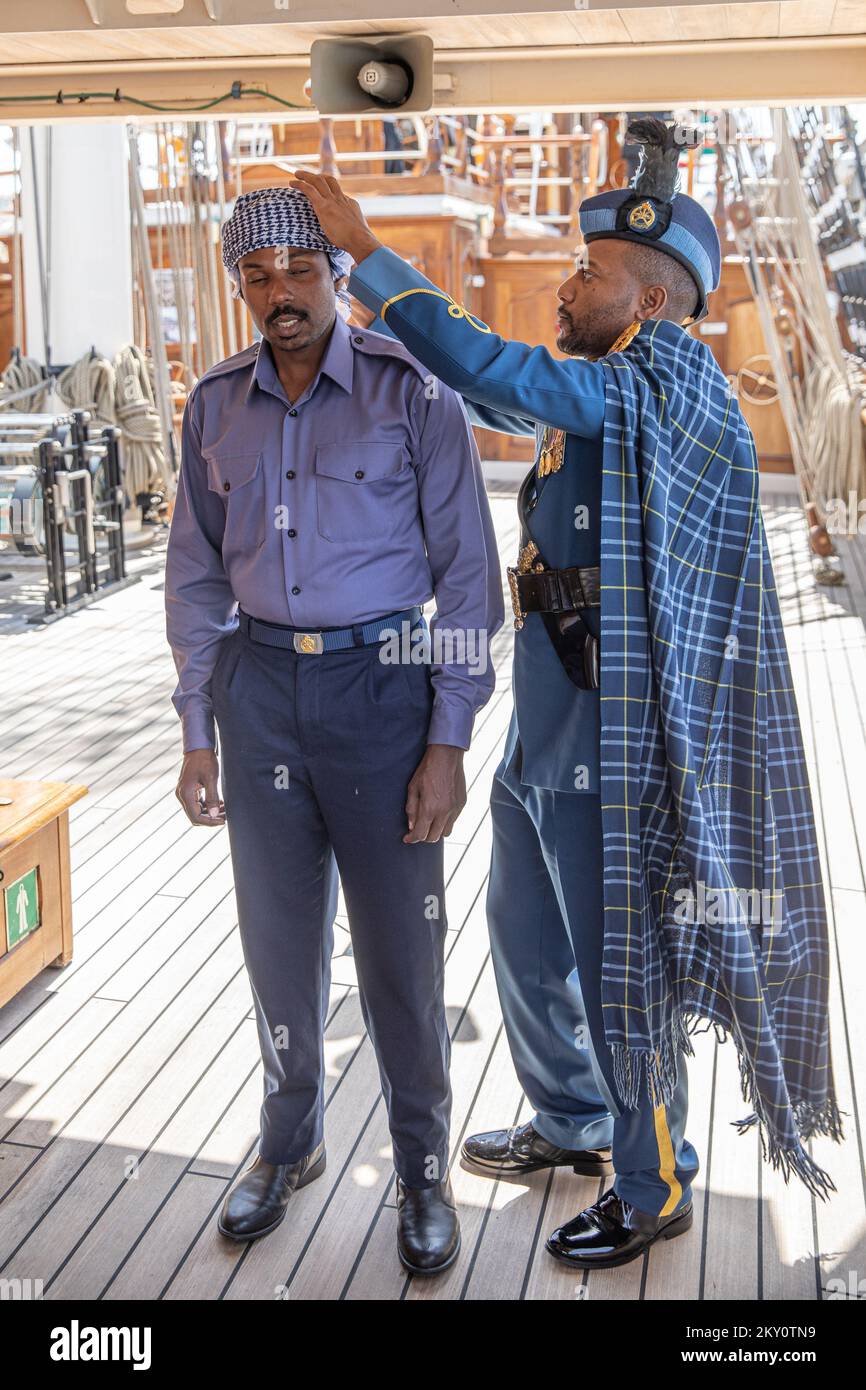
left=487, top=754, right=699, bottom=1217
left=211, top=622, right=451, bottom=1188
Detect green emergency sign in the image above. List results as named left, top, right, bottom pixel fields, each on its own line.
left=5, top=867, right=41, bottom=948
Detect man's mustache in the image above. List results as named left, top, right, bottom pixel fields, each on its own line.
left=267, top=305, right=308, bottom=326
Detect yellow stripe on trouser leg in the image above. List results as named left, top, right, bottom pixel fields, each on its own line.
left=652, top=1101, right=682, bottom=1218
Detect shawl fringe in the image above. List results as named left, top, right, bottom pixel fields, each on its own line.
left=732, top=1107, right=842, bottom=1201
left=610, top=1012, right=695, bottom=1111
left=612, top=1009, right=843, bottom=1200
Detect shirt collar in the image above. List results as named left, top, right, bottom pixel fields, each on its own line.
left=246, top=314, right=355, bottom=405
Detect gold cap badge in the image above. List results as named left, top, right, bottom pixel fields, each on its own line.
left=627, top=200, right=657, bottom=232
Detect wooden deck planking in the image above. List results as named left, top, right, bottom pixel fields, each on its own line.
left=701, top=1035, right=762, bottom=1300
left=788, top=524, right=866, bottom=1300
left=771, top=507, right=866, bottom=1299
left=11, top=974, right=257, bottom=1298
left=0, top=930, right=248, bottom=1235
left=0, top=885, right=243, bottom=1146
left=103, top=991, right=355, bottom=1301
left=0, top=491, right=863, bottom=1298
left=459, top=1098, right=544, bottom=1302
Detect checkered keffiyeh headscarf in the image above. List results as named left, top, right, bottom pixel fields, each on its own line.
left=221, top=186, right=353, bottom=303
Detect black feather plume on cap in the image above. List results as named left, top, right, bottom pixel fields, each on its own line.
left=626, top=118, right=682, bottom=202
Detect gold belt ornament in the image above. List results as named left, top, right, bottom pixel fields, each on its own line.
left=507, top=540, right=545, bottom=631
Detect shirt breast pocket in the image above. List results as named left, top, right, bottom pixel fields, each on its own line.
left=314, top=442, right=412, bottom=543
left=205, top=452, right=266, bottom=553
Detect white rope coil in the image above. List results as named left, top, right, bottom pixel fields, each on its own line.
left=1, top=345, right=170, bottom=503
left=0, top=355, right=51, bottom=413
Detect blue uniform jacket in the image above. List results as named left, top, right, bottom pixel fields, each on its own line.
left=351, top=248, right=606, bottom=793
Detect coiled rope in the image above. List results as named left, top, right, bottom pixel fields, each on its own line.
left=1, top=345, right=170, bottom=502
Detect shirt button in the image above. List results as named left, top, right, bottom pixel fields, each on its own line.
left=291, top=585, right=301, bottom=595
left=288, top=529, right=297, bottom=538
left=355, top=469, right=365, bottom=480
left=353, top=336, right=363, bottom=345
left=285, top=470, right=295, bottom=480
left=223, top=481, right=230, bottom=491
left=288, top=408, right=298, bottom=417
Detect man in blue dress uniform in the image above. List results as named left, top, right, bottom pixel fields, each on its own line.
left=293, top=119, right=840, bottom=1270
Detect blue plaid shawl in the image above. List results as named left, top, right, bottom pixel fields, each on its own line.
left=599, top=318, right=842, bottom=1196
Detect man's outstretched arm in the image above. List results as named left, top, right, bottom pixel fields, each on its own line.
left=292, top=170, right=605, bottom=441
left=353, top=297, right=536, bottom=438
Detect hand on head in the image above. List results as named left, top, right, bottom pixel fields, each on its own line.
left=290, top=170, right=382, bottom=265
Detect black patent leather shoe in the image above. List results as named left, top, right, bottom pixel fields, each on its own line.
left=396, top=1175, right=461, bottom=1276
left=546, top=1187, right=693, bottom=1269
left=217, top=1143, right=326, bottom=1241
left=462, top=1120, right=613, bottom=1181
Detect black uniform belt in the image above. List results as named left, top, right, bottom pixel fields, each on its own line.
left=512, top=564, right=601, bottom=617
left=237, top=605, right=422, bottom=654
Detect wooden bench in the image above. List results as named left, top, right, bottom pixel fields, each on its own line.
left=0, top=777, right=87, bottom=1010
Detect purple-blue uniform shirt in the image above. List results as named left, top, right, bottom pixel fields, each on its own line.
left=164, top=314, right=504, bottom=754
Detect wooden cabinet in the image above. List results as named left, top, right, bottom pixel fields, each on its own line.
left=0, top=778, right=87, bottom=1010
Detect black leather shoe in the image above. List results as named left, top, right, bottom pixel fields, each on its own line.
left=217, top=1143, right=326, bottom=1241
left=546, top=1187, right=693, bottom=1269
left=462, top=1120, right=613, bottom=1181
left=396, top=1175, right=461, bottom=1276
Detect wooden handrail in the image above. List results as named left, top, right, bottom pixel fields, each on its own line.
left=470, top=133, right=596, bottom=148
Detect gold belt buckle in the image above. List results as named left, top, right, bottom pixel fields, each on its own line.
left=507, top=541, right=544, bottom=631
left=293, top=632, right=324, bottom=654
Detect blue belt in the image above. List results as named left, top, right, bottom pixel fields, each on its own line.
left=237, top=605, right=424, bottom=655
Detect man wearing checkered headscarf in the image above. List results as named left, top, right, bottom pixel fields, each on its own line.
left=221, top=186, right=354, bottom=312
left=166, top=181, right=504, bottom=1275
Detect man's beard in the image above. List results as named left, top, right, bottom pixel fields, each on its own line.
left=556, top=300, right=635, bottom=360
